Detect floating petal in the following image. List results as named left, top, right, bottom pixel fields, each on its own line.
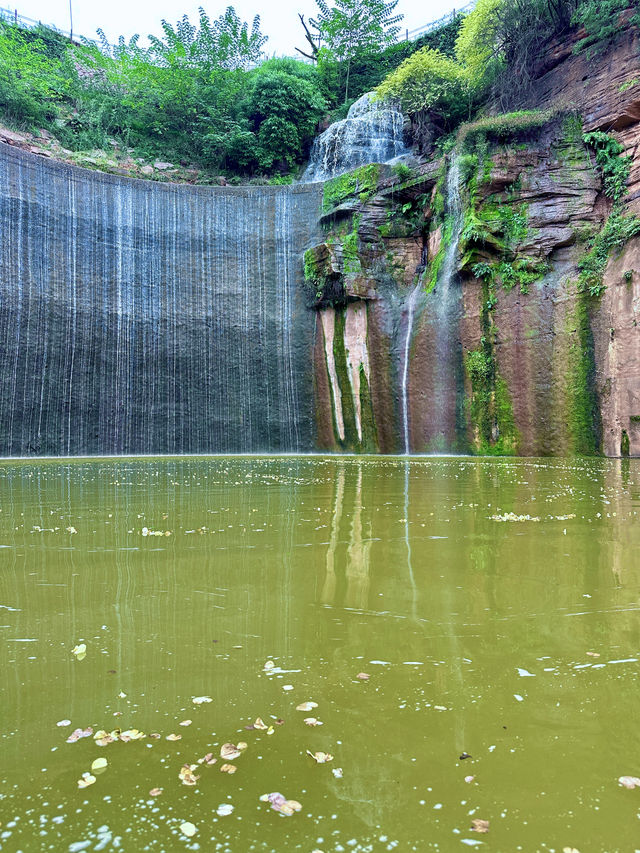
left=307, top=750, right=333, bottom=763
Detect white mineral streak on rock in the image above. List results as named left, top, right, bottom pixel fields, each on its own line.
left=320, top=308, right=345, bottom=442
left=343, top=301, right=370, bottom=443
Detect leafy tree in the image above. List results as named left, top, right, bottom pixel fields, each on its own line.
left=573, top=0, right=640, bottom=55
left=146, top=6, right=267, bottom=71
left=0, top=21, right=68, bottom=124
left=318, top=13, right=464, bottom=109
left=243, top=58, right=328, bottom=169
left=300, top=0, right=403, bottom=101
left=377, top=47, right=472, bottom=129
left=454, top=0, right=579, bottom=105
left=212, top=7, right=268, bottom=70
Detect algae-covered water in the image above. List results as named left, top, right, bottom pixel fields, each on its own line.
left=1, top=456, right=640, bottom=852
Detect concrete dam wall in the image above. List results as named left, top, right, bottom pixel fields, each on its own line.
left=0, top=143, right=322, bottom=456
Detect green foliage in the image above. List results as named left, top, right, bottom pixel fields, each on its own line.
left=567, top=296, right=601, bottom=454
left=577, top=210, right=640, bottom=296
left=426, top=216, right=453, bottom=291
left=374, top=0, right=570, bottom=133
left=244, top=59, right=328, bottom=168
left=391, top=162, right=413, bottom=181
left=573, top=0, right=640, bottom=55
left=461, top=139, right=549, bottom=295
left=0, top=21, right=69, bottom=125
left=466, top=348, right=492, bottom=385
left=322, top=164, right=380, bottom=212
left=317, top=14, right=463, bottom=106
left=0, top=10, right=332, bottom=178
left=376, top=47, right=472, bottom=126
left=304, top=248, right=326, bottom=302
left=309, top=0, right=402, bottom=101
left=621, top=428, right=630, bottom=456
left=454, top=0, right=578, bottom=108
left=311, top=0, right=402, bottom=59
left=465, top=343, right=519, bottom=455
left=583, top=130, right=631, bottom=202
left=379, top=192, right=429, bottom=238
left=619, top=78, right=640, bottom=93
left=144, top=6, right=267, bottom=71
left=342, top=214, right=362, bottom=275
left=454, top=0, right=503, bottom=83
left=374, top=0, right=506, bottom=131
left=576, top=128, right=640, bottom=298
left=458, top=109, right=554, bottom=147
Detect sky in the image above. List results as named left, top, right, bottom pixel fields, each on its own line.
left=7, top=0, right=464, bottom=56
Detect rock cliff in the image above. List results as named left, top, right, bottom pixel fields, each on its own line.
left=306, top=25, right=640, bottom=456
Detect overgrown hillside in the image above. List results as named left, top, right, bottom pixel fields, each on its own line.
left=0, top=0, right=635, bottom=184
left=0, top=3, right=461, bottom=183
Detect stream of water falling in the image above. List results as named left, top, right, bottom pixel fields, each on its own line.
left=399, top=154, right=463, bottom=453
left=400, top=283, right=423, bottom=454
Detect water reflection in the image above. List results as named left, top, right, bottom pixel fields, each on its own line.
left=321, top=463, right=373, bottom=611
left=1, top=457, right=640, bottom=851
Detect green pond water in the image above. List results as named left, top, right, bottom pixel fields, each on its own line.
left=1, top=456, right=640, bottom=853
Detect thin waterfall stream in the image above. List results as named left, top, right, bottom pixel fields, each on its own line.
left=399, top=153, right=463, bottom=454
left=431, top=154, right=463, bottom=445
left=400, top=284, right=423, bottom=455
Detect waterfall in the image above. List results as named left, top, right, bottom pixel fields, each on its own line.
left=0, top=144, right=322, bottom=456
left=431, top=155, right=464, bottom=446
left=400, top=284, right=423, bottom=455
left=399, top=154, right=463, bottom=454
left=303, top=93, right=408, bottom=183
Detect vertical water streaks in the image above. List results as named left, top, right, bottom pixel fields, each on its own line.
left=400, top=284, right=425, bottom=455
left=400, top=154, right=464, bottom=454
left=303, top=93, right=408, bottom=182
left=431, top=155, right=464, bottom=447
left=0, top=145, right=322, bottom=455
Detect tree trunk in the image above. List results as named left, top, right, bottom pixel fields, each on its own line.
left=344, top=56, right=351, bottom=104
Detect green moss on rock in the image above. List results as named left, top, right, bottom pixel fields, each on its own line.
left=322, top=164, right=380, bottom=213
left=567, top=296, right=601, bottom=454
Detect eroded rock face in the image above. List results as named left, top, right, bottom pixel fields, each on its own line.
left=309, top=24, right=640, bottom=456
left=307, top=164, right=439, bottom=451
left=594, top=237, right=640, bottom=456
left=524, top=25, right=640, bottom=216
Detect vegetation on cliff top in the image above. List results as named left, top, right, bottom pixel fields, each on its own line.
left=377, top=0, right=639, bottom=139
left=0, top=0, right=460, bottom=181
left=0, top=0, right=636, bottom=181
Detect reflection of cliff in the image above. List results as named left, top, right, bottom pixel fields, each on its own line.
left=321, top=463, right=372, bottom=610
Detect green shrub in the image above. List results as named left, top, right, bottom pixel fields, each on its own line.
left=322, top=164, right=380, bottom=211
left=573, top=0, right=640, bottom=55
left=577, top=210, right=640, bottom=296
left=583, top=131, right=631, bottom=202
left=0, top=21, right=68, bottom=125
left=376, top=46, right=472, bottom=127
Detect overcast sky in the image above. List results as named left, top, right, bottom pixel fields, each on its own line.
left=9, top=0, right=463, bottom=56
